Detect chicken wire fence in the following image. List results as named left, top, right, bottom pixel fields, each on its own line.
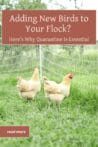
left=0, top=44, right=98, bottom=81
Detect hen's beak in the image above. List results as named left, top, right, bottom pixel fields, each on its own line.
left=68, top=73, right=73, bottom=79
left=43, top=76, right=48, bottom=81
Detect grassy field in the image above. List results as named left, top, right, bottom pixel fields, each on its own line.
left=0, top=48, right=98, bottom=147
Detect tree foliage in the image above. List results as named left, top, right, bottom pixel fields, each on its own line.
left=0, top=0, right=13, bottom=10
left=0, top=0, right=47, bottom=10
left=15, top=0, right=47, bottom=10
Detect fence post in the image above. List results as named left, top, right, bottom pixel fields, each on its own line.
left=39, top=45, right=42, bottom=81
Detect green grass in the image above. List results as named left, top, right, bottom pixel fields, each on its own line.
left=0, top=71, right=98, bottom=147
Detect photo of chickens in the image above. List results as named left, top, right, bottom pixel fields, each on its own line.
left=0, top=44, right=98, bottom=146
left=16, top=67, right=73, bottom=104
